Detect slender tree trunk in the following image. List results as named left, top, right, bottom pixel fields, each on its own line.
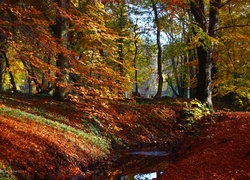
left=152, top=0, right=163, bottom=99
left=53, top=0, right=69, bottom=99
left=118, top=41, right=124, bottom=75
left=133, top=42, right=139, bottom=96
left=133, top=28, right=139, bottom=96
left=0, top=54, right=3, bottom=91
left=117, top=1, right=126, bottom=76
left=0, top=29, right=6, bottom=91
left=188, top=48, right=197, bottom=98
left=167, top=73, right=180, bottom=97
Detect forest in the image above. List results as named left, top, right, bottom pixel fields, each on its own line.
left=0, top=0, right=249, bottom=179
left=0, top=0, right=249, bottom=109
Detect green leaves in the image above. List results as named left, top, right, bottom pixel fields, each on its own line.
left=183, top=99, right=212, bottom=136
left=0, top=161, right=16, bottom=180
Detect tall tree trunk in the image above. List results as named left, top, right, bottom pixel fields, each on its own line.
left=0, top=51, right=17, bottom=93
left=207, top=0, right=220, bottom=108
left=0, top=29, right=6, bottom=91
left=188, top=48, right=197, bottom=98
left=152, top=0, right=163, bottom=99
left=117, top=1, right=126, bottom=76
left=0, top=54, right=3, bottom=91
left=133, top=26, right=139, bottom=96
left=53, top=0, right=69, bottom=99
left=118, top=40, right=124, bottom=75
left=190, top=0, right=220, bottom=110
left=133, top=40, right=139, bottom=96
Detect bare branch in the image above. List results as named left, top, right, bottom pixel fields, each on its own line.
left=215, top=24, right=250, bottom=32
left=219, top=0, right=233, bottom=9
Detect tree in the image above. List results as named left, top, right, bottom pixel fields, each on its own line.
left=0, top=0, right=248, bottom=107
left=151, top=0, right=164, bottom=99
left=53, top=0, right=69, bottom=99
left=213, top=0, right=250, bottom=109
left=104, top=0, right=151, bottom=96
left=189, top=0, right=221, bottom=110
left=161, top=4, right=194, bottom=98
left=0, top=29, right=6, bottom=91
left=0, top=0, right=126, bottom=99
left=0, top=1, right=19, bottom=93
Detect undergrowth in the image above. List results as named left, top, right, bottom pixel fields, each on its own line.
left=0, top=161, right=15, bottom=180
left=183, top=99, right=214, bottom=136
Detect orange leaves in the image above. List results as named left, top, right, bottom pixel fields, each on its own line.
left=1, top=0, right=128, bottom=98
left=160, top=112, right=250, bottom=179
left=160, top=0, right=186, bottom=7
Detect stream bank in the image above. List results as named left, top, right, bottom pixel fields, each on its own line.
left=90, top=146, right=173, bottom=180
left=84, top=104, right=185, bottom=179
left=0, top=94, right=185, bottom=179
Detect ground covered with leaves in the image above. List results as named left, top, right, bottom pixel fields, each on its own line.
left=159, top=112, right=250, bottom=180
left=0, top=93, right=249, bottom=179
left=0, top=93, right=182, bottom=179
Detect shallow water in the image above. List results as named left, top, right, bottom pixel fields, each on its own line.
left=129, top=151, right=169, bottom=156
left=93, top=148, right=170, bottom=180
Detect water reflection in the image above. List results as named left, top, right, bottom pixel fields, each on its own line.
left=130, top=151, right=168, bottom=156
left=94, top=149, right=169, bottom=180
left=135, top=172, right=157, bottom=179
left=118, top=171, right=164, bottom=180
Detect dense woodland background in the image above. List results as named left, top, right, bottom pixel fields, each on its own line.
left=0, top=1, right=250, bottom=179
left=0, top=0, right=249, bottom=110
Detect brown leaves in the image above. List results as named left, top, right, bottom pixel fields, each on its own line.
left=159, top=112, right=250, bottom=179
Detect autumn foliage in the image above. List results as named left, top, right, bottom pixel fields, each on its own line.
left=159, top=112, right=250, bottom=179
left=0, top=0, right=249, bottom=179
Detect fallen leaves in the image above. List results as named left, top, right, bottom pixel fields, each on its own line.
left=159, top=112, right=250, bottom=180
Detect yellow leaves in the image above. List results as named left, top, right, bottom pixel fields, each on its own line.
left=71, top=0, right=79, bottom=7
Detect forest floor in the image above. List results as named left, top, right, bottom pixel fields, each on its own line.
left=0, top=93, right=249, bottom=179
left=158, top=111, right=250, bottom=180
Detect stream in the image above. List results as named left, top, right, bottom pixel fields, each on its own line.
left=93, top=147, right=171, bottom=180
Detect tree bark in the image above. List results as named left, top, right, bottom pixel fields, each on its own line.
left=117, top=1, right=126, bottom=76
left=0, top=54, right=3, bottom=91
left=152, top=0, right=163, bottom=99
left=0, top=51, right=17, bottom=93
left=0, top=29, right=5, bottom=91
left=190, top=0, right=220, bottom=110
left=53, top=0, right=69, bottom=99
left=133, top=37, right=139, bottom=96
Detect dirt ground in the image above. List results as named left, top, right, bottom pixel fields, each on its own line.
left=159, top=112, right=250, bottom=180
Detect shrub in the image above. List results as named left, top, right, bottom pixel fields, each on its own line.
left=183, top=99, right=212, bottom=136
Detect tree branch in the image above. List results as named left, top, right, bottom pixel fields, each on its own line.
left=215, top=24, right=250, bottom=32
left=219, top=0, right=233, bottom=9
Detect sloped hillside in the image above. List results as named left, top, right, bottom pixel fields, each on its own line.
left=0, top=94, right=182, bottom=179
left=159, top=112, right=250, bottom=180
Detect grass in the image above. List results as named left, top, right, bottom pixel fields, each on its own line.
left=0, top=161, right=15, bottom=180
left=135, top=96, right=182, bottom=105
left=0, top=105, right=110, bottom=152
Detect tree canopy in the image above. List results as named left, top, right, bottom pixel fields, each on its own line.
left=0, top=0, right=249, bottom=109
